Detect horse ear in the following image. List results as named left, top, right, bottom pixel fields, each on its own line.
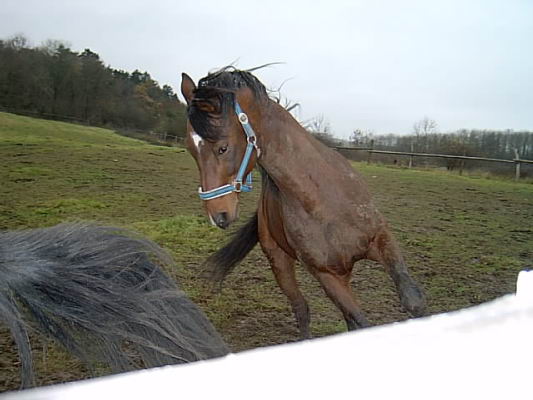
left=181, top=73, right=196, bottom=105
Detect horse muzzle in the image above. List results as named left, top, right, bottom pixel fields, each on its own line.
left=205, top=196, right=239, bottom=229
left=212, top=212, right=231, bottom=229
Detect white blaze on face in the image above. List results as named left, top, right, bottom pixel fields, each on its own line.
left=208, top=212, right=217, bottom=227
left=191, top=131, right=203, bottom=151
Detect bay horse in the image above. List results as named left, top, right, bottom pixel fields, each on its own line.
left=180, top=68, right=426, bottom=338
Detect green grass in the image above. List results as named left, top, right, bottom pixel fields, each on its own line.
left=1, top=111, right=532, bottom=389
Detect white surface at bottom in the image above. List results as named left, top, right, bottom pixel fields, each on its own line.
left=4, top=271, right=533, bottom=400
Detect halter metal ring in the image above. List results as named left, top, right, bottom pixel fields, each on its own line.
left=238, top=113, right=249, bottom=124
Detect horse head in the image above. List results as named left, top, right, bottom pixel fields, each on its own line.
left=181, top=71, right=262, bottom=229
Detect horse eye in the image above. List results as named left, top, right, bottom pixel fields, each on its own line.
left=218, top=145, right=228, bottom=155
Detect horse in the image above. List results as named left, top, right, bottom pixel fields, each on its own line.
left=180, top=68, right=427, bottom=338
left=0, top=223, right=228, bottom=389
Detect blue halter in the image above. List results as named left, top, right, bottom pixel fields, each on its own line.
left=198, top=102, right=260, bottom=201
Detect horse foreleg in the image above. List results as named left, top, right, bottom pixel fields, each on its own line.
left=310, top=267, right=371, bottom=331
left=368, top=229, right=427, bottom=317
left=259, top=227, right=310, bottom=339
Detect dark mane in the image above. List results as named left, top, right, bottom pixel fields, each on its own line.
left=198, top=67, right=268, bottom=96
left=188, top=67, right=269, bottom=141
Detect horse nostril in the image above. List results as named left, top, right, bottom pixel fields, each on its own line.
left=214, top=212, right=229, bottom=229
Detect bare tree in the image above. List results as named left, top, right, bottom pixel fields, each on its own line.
left=413, top=117, right=438, bottom=152
left=304, top=115, right=331, bottom=134
left=38, top=39, right=72, bottom=56
left=350, top=129, right=375, bottom=147
left=302, top=115, right=341, bottom=147
left=5, top=33, right=29, bottom=50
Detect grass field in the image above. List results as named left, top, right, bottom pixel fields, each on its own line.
left=1, top=111, right=532, bottom=390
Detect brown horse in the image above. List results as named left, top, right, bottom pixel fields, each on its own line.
left=180, top=68, right=426, bottom=338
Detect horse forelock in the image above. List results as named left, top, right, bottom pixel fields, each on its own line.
left=188, top=67, right=269, bottom=141
left=187, top=82, right=235, bottom=141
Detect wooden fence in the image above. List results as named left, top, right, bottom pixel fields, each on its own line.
left=146, top=131, right=183, bottom=145
left=334, top=142, right=533, bottom=180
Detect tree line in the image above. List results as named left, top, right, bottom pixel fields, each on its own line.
left=303, top=115, right=532, bottom=175
left=350, top=122, right=532, bottom=161
left=0, top=35, right=186, bottom=136
left=306, top=113, right=532, bottom=164
left=347, top=118, right=532, bottom=174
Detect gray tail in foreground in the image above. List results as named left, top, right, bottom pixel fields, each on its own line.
left=0, top=223, right=229, bottom=389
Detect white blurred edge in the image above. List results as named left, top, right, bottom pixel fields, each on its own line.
left=3, top=270, right=533, bottom=400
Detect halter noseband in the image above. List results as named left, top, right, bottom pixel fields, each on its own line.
left=197, top=102, right=260, bottom=201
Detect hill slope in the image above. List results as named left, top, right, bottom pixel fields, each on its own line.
left=1, top=112, right=203, bottom=228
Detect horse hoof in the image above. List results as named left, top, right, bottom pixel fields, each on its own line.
left=400, top=284, right=427, bottom=317
left=346, top=314, right=372, bottom=331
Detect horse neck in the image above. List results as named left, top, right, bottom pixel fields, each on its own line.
left=255, top=102, right=326, bottom=197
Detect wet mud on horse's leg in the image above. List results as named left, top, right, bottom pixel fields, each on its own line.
left=309, top=267, right=371, bottom=331
left=258, top=224, right=310, bottom=339
left=368, top=229, right=427, bottom=317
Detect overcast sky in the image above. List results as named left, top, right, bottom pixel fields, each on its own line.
left=2, top=0, right=532, bottom=138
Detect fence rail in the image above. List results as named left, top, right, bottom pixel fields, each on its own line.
left=149, top=131, right=184, bottom=144
left=334, top=144, right=533, bottom=180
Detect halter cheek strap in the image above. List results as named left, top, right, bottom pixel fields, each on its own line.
left=198, top=101, right=260, bottom=201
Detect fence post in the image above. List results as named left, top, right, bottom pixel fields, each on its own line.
left=367, top=140, right=374, bottom=164
left=459, top=150, right=467, bottom=176
left=514, top=148, right=521, bottom=181
left=408, top=143, right=414, bottom=168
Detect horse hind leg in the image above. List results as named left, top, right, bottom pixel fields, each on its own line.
left=309, top=267, right=371, bottom=331
left=367, top=229, right=427, bottom=317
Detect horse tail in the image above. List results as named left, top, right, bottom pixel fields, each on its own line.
left=0, top=223, right=229, bottom=388
left=0, top=281, right=34, bottom=388
left=205, top=211, right=259, bottom=283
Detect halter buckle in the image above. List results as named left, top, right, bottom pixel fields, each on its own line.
left=238, top=113, right=249, bottom=125
left=247, top=135, right=261, bottom=157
